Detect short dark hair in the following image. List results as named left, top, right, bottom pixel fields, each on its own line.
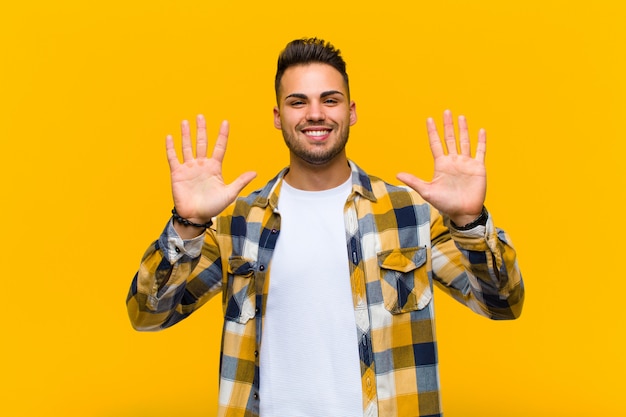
left=275, top=37, right=350, bottom=100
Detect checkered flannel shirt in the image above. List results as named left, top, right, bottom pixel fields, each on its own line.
left=127, top=161, right=524, bottom=417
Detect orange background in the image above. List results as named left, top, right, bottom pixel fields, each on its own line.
left=1, top=1, right=625, bottom=416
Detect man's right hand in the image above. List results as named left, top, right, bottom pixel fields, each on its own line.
left=165, top=115, right=257, bottom=238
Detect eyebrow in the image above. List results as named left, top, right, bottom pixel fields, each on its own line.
left=321, top=90, right=344, bottom=98
left=284, top=90, right=345, bottom=101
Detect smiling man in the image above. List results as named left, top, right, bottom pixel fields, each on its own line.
left=274, top=62, right=356, bottom=182
left=127, top=38, right=524, bottom=417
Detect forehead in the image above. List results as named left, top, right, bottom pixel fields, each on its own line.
left=278, top=63, right=347, bottom=97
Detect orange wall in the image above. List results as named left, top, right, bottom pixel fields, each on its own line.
left=2, top=1, right=625, bottom=416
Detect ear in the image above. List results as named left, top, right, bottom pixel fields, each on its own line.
left=273, top=106, right=281, bottom=129
left=349, top=101, right=357, bottom=126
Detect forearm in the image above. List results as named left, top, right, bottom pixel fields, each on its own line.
left=432, top=207, right=525, bottom=319
left=126, top=220, right=222, bottom=330
left=173, top=223, right=207, bottom=240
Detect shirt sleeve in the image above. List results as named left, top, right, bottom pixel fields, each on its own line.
left=430, top=206, right=525, bottom=320
left=163, top=219, right=205, bottom=262
left=126, top=219, right=224, bottom=331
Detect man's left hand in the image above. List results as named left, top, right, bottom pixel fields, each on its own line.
left=397, top=109, right=487, bottom=227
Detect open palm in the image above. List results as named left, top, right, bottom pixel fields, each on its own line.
left=166, top=115, right=256, bottom=225
left=397, top=110, right=486, bottom=226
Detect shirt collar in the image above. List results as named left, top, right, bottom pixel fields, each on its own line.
left=251, top=160, right=377, bottom=209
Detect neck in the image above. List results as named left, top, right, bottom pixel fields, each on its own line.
left=284, top=154, right=351, bottom=191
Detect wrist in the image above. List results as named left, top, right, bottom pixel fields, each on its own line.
left=171, top=207, right=213, bottom=229
left=450, top=207, right=488, bottom=230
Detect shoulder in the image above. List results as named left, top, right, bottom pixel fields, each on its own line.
left=367, top=174, right=427, bottom=206
left=349, top=161, right=425, bottom=205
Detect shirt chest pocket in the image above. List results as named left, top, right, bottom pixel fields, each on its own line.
left=224, top=256, right=256, bottom=324
left=378, top=246, right=432, bottom=313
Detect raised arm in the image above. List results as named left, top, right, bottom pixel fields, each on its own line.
left=127, top=116, right=256, bottom=330
left=398, top=110, right=523, bottom=319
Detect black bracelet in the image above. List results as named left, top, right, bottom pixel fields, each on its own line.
left=451, top=207, right=488, bottom=230
left=171, top=207, right=213, bottom=229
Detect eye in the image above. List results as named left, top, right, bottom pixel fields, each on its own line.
left=289, top=100, right=305, bottom=107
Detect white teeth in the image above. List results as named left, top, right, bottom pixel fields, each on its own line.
left=305, top=130, right=330, bottom=137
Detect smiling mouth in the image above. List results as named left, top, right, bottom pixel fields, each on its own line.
left=303, top=129, right=331, bottom=137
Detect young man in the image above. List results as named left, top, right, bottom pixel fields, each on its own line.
left=127, top=38, right=524, bottom=417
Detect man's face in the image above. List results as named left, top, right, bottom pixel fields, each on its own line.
left=274, top=63, right=357, bottom=166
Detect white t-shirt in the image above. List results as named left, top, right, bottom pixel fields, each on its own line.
left=259, top=178, right=363, bottom=417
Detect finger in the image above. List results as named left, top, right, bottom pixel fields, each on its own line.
left=475, top=128, right=486, bottom=163
left=226, top=171, right=258, bottom=197
left=211, top=120, right=230, bottom=163
left=196, top=114, right=208, bottom=159
left=458, top=115, right=471, bottom=156
left=426, top=117, right=445, bottom=159
left=165, top=134, right=180, bottom=170
left=443, top=109, right=458, bottom=155
left=396, top=172, right=431, bottom=200
left=181, top=119, right=194, bottom=162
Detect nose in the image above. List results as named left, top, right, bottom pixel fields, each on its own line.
left=306, top=102, right=326, bottom=122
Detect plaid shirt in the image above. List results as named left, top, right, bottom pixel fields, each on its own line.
left=127, top=161, right=524, bottom=417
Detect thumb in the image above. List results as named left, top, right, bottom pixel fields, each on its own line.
left=396, top=172, right=430, bottom=198
left=227, top=171, right=257, bottom=197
